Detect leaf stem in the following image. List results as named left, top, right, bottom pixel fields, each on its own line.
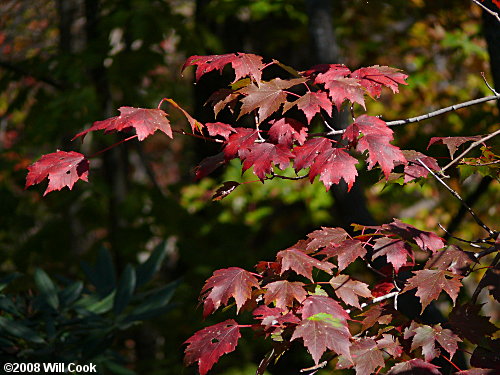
left=441, top=354, right=461, bottom=372
left=89, top=135, right=138, bottom=158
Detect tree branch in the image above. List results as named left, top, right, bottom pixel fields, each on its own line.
left=472, top=0, right=500, bottom=23
left=0, top=60, right=65, bottom=89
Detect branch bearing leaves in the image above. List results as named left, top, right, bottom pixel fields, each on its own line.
left=317, top=239, right=367, bottom=271
left=291, top=312, right=352, bottom=365
left=184, top=319, right=241, bottom=375
left=205, top=122, right=236, bottom=140
left=428, top=135, right=484, bottom=158
left=402, top=269, right=462, bottom=313
left=301, top=295, right=350, bottom=322
left=263, top=280, right=307, bottom=310
left=449, top=303, right=498, bottom=344
left=200, top=267, right=259, bottom=317
left=329, top=275, right=372, bottom=308
left=73, top=107, right=173, bottom=141
left=404, top=322, right=461, bottom=362
left=242, top=142, right=294, bottom=180
left=276, top=248, right=334, bottom=282
left=382, top=219, right=445, bottom=253
left=223, top=128, right=259, bottom=160
left=387, top=359, right=441, bottom=375
left=293, top=137, right=332, bottom=172
left=306, top=227, right=349, bottom=251
left=424, top=245, right=476, bottom=275
left=268, top=118, right=308, bottom=148
left=26, top=151, right=89, bottom=195
left=283, top=91, right=333, bottom=124
left=309, top=147, right=359, bottom=191
left=350, top=65, right=408, bottom=98
left=373, top=238, right=414, bottom=273
left=182, top=53, right=264, bottom=84
left=238, top=77, right=307, bottom=123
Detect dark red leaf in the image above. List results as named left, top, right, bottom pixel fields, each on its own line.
left=268, top=118, right=308, bottom=147
left=428, top=135, right=484, bottom=158
left=223, top=128, right=259, bottom=160
left=470, top=343, right=500, bottom=370
left=26, top=151, right=89, bottom=196
left=373, top=238, right=414, bottom=273
left=276, top=248, right=334, bottom=281
left=291, top=312, right=352, bottom=364
left=425, top=245, right=476, bottom=275
left=195, top=152, right=226, bottom=179
left=205, top=89, right=240, bottom=117
left=402, top=150, right=441, bottom=183
left=377, top=334, right=403, bottom=357
left=253, top=305, right=300, bottom=329
left=255, top=261, right=281, bottom=275
left=317, top=239, right=367, bottom=271
left=358, top=304, right=393, bottom=330
left=329, top=275, right=372, bottom=308
left=381, top=219, right=445, bottom=253
left=293, top=137, right=332, bottom=172
left=342, top=338, right=385, bottom=375
left=307, top=227, right=349, bottom=251
left=301, top=295, right=350, bottom=322
left=402, top=269, right=462, bottom=312
left=238, top=77, right=307, bottom=123
left=387, top=359, right=441, bottom=375
left=212, top=181, right=240, bottom=201
left=284, top=91, right=333, bottom=123
left=206, top=122, right=236, bottom=140
left=200, top=267, right=259, bottom=317
left=404, top=322, right=461, bottom=361
left=351, top=65, right=408, bottom=98
left=449, top=304, right=498, bottom=344
left=309, top=147, right=359, bottom=191
left=264, top=280, right=307, bottom=309
left=242, top=142, right=294, bottom=180
left=184, top=319, right=241, bottom=375
left=73, top=107, right=172, bottom=141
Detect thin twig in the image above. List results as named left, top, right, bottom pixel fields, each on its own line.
left=346, top=291, right=399, bottom=314
left=438, top=223, right=484, bottom=248
left=481, top=72, right=499, bottom=95
left=417, top=158, right=496, bottom=236
left=441, top=129, right=500, bottom=172
left=459, top=160, right=500, bottom=167
left=268, top=172, right=309, bottom=181
left=172, top=129, right=223, bottom=142
left=472, top=0, right=500, bottom=23
left=471, top=252, right=500, bottom=304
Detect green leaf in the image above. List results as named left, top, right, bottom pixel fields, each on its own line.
left=76, top=291, right=116, bottom=314
left=34, top=268, right=59, bottom=310
left=81, top=248, right=116, bottom=296
left=0, top=273, right=21, bottom=292
left=59, top=281, right=83, bottom=307
left=113, top=264, right=136, bottom=315
left=0, top=296, right=21, bottom=316
left=136, top=242, right=167, bottom=288
left=0, top=316, right=45, bottom=344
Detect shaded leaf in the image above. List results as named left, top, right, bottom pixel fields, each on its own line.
left=113, top=264, right=136, bottom=315
left=26, top=151, right=89, bottom=196
left=343, top=338, right=385, bottom=375
left=253, top=305, right=300, bottom=329
left=404, top=322, right=461, bottom=361
left=306, top=227, right=349, bottom=251
left=317, top=239, right=367, bottom=271
left=195, top=152, right=226, bottom=179
left=329, top=275, right=372, bottom=308
left=184, top=319, right=241, bottom=375
left=34, top=268, right=59, bottom=310
left=428, top=135, right=484, bottom=158
left=449, top=303, right=498, bottom=344
left=0, top=316, right=45, bottom=344
left=264, top=280, right=307, bottom=309
left=212, top=181, right=240, bottom=201
left=373, top=237, right=414, bottom=273
left=402, top=150, right=440, bottom=183
left=277, top=248, right=334, bottom=281
left=381, top=219, right=445, bottom=253
left=387, top=358, right=440, bottom=375
left=424, top=245, right=476, bottom=275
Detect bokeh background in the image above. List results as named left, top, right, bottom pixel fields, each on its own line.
left=0, top=1, right=498, bottom=374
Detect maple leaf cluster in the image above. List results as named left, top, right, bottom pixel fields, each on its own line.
left=183, top=219, right=498, bottom=375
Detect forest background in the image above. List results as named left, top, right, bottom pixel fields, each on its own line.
left=0, top=1, right=498, bottom=374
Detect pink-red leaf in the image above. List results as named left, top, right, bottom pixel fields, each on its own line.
left=329, top=275, right=372, bottom=308
left=284, top=91, right=333, bottom=123
left=253, top=305, right=300, bottom=329
left=387, top=359, right=441, bottom=375
left=268, top=118, right=308, bottom=147
left=402, top=269, right=462, bottom=313
left=323, top=77, right=366, bottom=110
left=404, top=322, right=461, bottom=362
left=373, top=237, right=414, bottom=273
left=264, top=280, right=307, bottom=310
left=73, top=107, right=172, bottom=141
left=223, top=128, right=259, bottom=160
left=200, top=267, right=259, bottom=317
left=351, top=65, right=408, bottom=98
left=184, top=319, right=241, bottom=375
left=317, top=239, right=367, bottom=271
left=428, top=135, right=484, bottom=158
left=291, top=312, right=352, bottom=364
left=26, top=151, right=89, bottom=196
left=309, top=147, right=359, bottom=191
left=342, top=338, right=385, bottom=375
left=301, top=295, right=350, bottom=322
left=357, top=135, right=406, bottom=179
left=293, top=137, right=332, bottom=172
left=276, top=248, right=334, bottom=281
left=343, top=114, right=393, bottom=142
left=313, top=64, right=351, bottom=83
left=206, top=122, right=236, bottom=140
left=306, top=227, right=349, bottom=251
left=242, top=142, right=294, bottom=180
left=402, top=150, right=440, bottom=183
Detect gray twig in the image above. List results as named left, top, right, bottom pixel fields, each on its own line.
left=472, top=0, right=500, bottom=23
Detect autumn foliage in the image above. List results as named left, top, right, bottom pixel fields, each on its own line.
left=25, top=53, right=499, bottom=374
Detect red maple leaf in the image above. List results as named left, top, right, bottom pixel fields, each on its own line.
left=317, top=239, right=367, bottom=271
left=205, top=88, right=241, bottom=117
left=425, top=245, right=476, bottom=275
left=358, top=135, right=406, bottom=178
left=404, top=322, right=461, bottom=362
left=402, top=269, right=462, bottom=312
left=264, top=280, right=307, bottom=309
left=337, top=338, right=385, bottom=375
left=293, top=137, right=332, bottom=172
left=313, top=64, right=351, bottom=83
left=268, top=118, right=308, bottom=147
left=195, top=152, right=226, bottom=179
left=301, top=295, right=350, bottom=322
left=309, top=147, right=359, bottom=191
left=373, top=237, right=414, bottom=273
left=276, top=247, right=334, bottom=281
left=306, top=226, right=349, bottom=251
left=253, top=305, right=300, bottom=329
left=343, top=114, right=393, bottom=142
left=223, top=128, right=259, bottom=160
left=242, top=142, right=295, bottom=180
left=184, top=319, right=241, bottom=375
left=182, top=53, right=265, bottom=84
left=284, top=91, right=333, bottom=123
left=402, top=150, right=440, bottom=183
left=205, top=122, right=236, bottom=140
left=350, top=65, right=408, bottom=98
left=387, top=359, right=441, bottom=375
left=26, top=151, right=89, bottom=196
left=428, top=135, right=484, bottom=158
left=238, top=77, right=307, bottom=123
left=291, top=312, right=352, bottom=364
left=329, top=275, right=372, bottom=308
left=200, top=267, right=259, bottom=317
left=73, top=107, right=172, bottom=141
left=323, top=77, right=366, bottom=110
left=380, top=219, right=445, bottom=253
left=358, top=304, right=393, bottom=330
left=449, top=303, right=498, bottom=344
